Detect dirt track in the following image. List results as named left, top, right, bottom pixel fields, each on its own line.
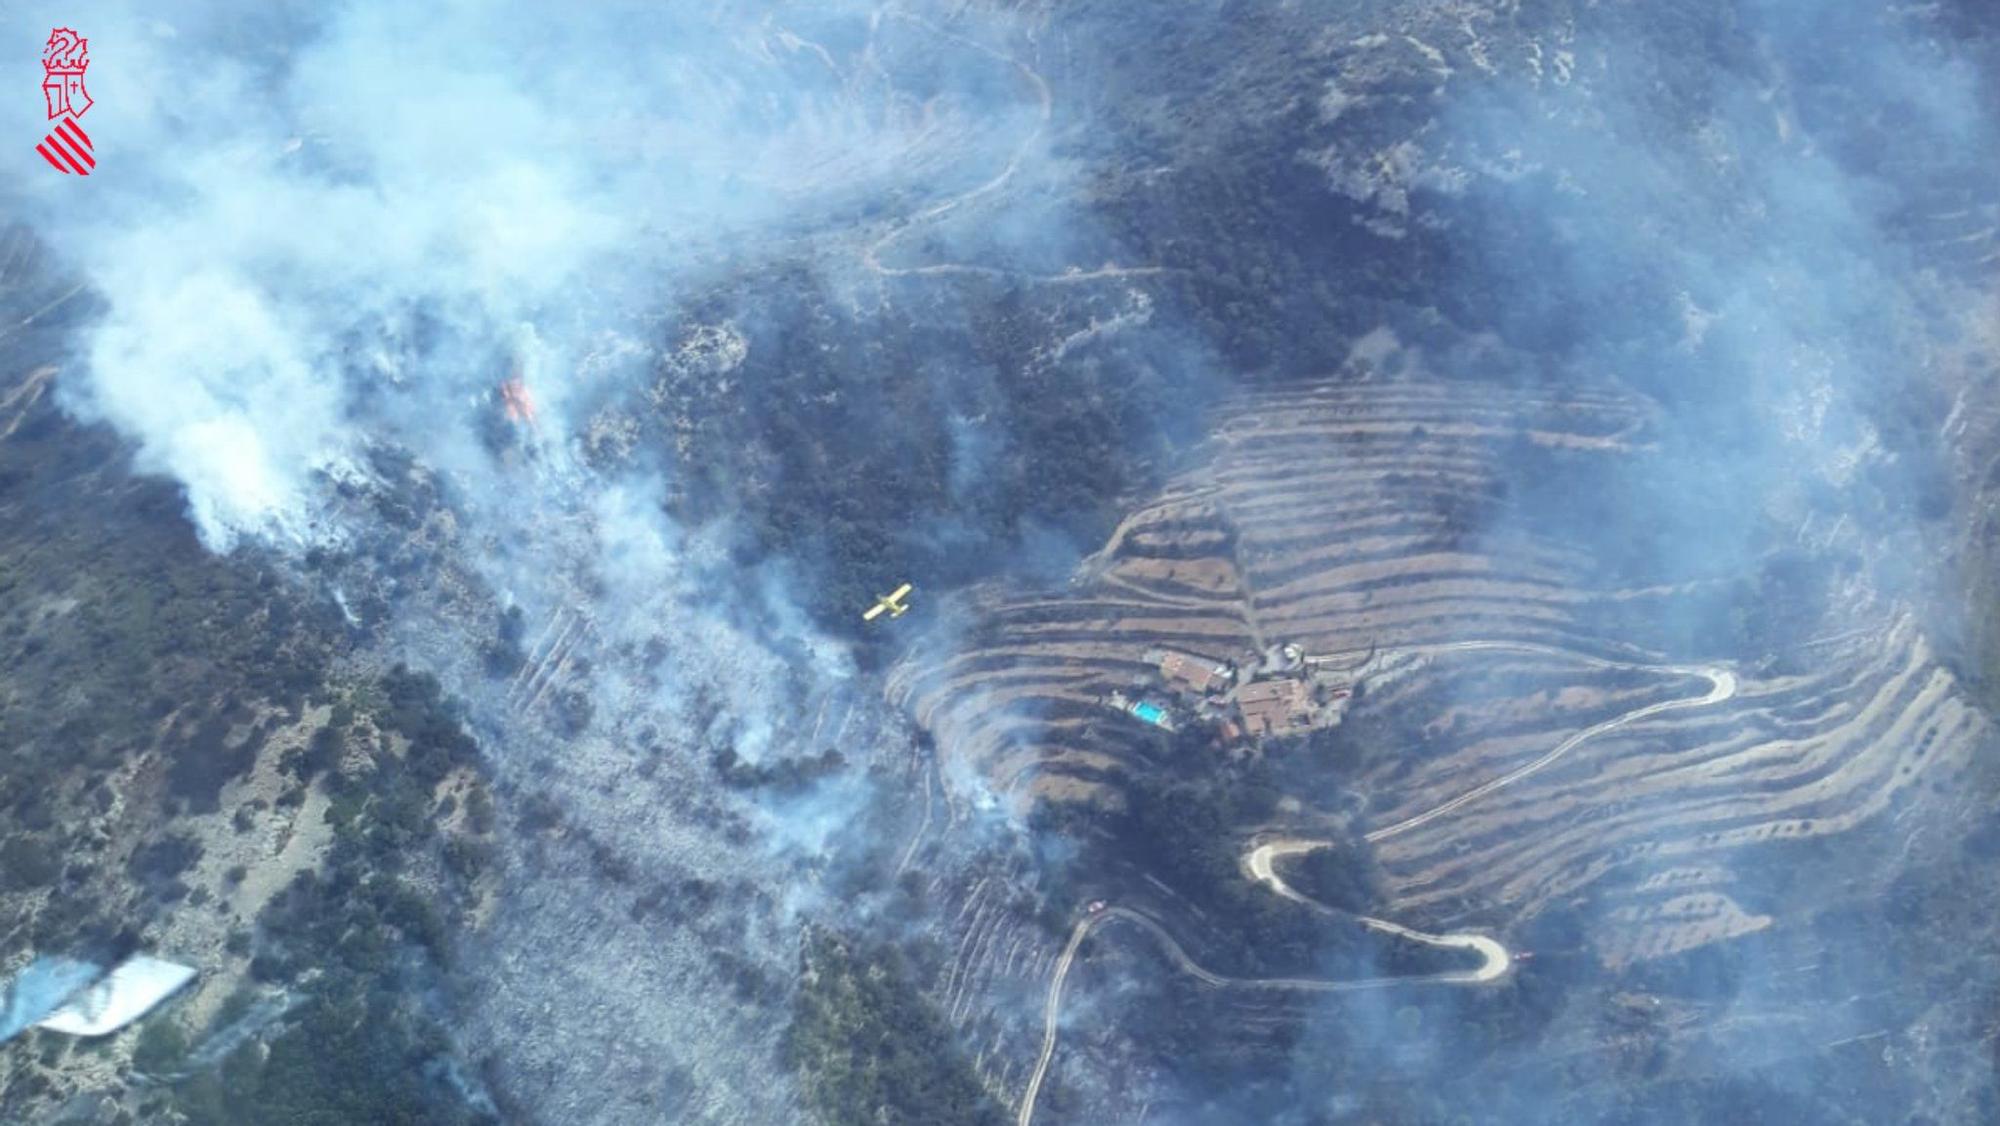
left=859, top=12, right=1173, bottom=288
left=1018, top=872, right=1507, bottom=1126
left=1014, top=642, right=1739, bottom=1126
left=1245, top=840, right=1509, bottom=983
left=1364, top=642, right=1736, bottom=842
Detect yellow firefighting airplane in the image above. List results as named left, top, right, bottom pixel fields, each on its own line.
left=863, top=582, right=914, bottom=622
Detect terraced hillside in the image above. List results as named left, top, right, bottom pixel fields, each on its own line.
left=891, top=363, right=1664, bottom=806
left=1358, top=621, right=1980, bottom=967
left=893, top=353, right=1989, bottom=974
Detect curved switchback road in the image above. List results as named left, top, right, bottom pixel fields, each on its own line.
left=1017, top=875, right=1506, bottom=1126
left=1016, top=644, right=1738, bottom=1126
left=1245, top=840, right=1510, bottom=981
left=860, top=12, right=1176, bottom=288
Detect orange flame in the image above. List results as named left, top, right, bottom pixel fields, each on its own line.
left=501, top=375, right=538, bottom=428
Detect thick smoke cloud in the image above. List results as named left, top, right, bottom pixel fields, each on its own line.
left=3, top=1, right=1097, bottom=1118
left=5, top=0, right=1043, bottom=550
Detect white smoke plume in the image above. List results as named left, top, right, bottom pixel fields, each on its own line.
left=4, top=0, right=1042, bottom=549
left=2, top=2, right=1075, bottom=1118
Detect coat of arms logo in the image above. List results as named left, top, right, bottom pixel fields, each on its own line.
left=37, top=28, right=94, bottom=176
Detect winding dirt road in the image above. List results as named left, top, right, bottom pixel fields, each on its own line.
left=1363, top=642, right=1736, bottom=843
left=860, top=14, right=1176, bottom=288
left=1017, top=869, right=1506, bottom=1126
left=1014, top=643, right=1738, bottom=1126
left=1245, top=840, right=1509, bottom=983
left=860, top=12, right=1052, bottom=281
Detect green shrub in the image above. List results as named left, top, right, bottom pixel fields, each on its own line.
left=132, top=1019, right=189, bottom=1073
left=1, top=836, right=61, bottom=889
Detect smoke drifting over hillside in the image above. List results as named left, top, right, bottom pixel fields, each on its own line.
left=1230, top=4, right=2000, bottom=1123
left=6, top=0, right=1092, bottom=886
left=1447, top=2, right=1992, bottom=626
left=6, top=0, right=1048, bottom=550
left=12, top=0, right=2000, bottom=1122
left=3, top=1, right=1128, bottom=1118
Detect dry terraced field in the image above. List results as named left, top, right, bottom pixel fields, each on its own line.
left=894, top=367, right=1989, bottom=972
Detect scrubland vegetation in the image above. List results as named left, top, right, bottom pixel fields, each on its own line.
left=0, top=393, right=492, bottom=1120
left=785, top=930, right=1005, bottom=1126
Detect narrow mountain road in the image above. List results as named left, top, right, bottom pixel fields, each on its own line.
left=1015, top=643, right=1738, bottom=1126
left=1245, top=840, right=1509, bottom=983
left=1367, top=644, right=1736, bottom=842
left=861, top=13, right=1176, bottom=288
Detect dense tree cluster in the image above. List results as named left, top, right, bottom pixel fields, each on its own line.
left=168, top=992, right=480, bottom=1126
left=0, top=379, right=346, bottom=970
left=784, top=930, right=1004, bottom=1126
left=660, top=268, right=1206, bottom=639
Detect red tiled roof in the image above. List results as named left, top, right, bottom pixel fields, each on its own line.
left=1159, top=651, right=1225, bottom=693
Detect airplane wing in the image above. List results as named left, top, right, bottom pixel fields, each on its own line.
left=889, top=582, right=913, bottom=601
left=1, top=957, right=101, bottom=1043
left=863, top=602, right=886, bottom=622
left=34, top=956, right=196, bottom=1038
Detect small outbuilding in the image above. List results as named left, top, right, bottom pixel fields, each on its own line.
left=1155, top=650, right=1232, bottom=695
